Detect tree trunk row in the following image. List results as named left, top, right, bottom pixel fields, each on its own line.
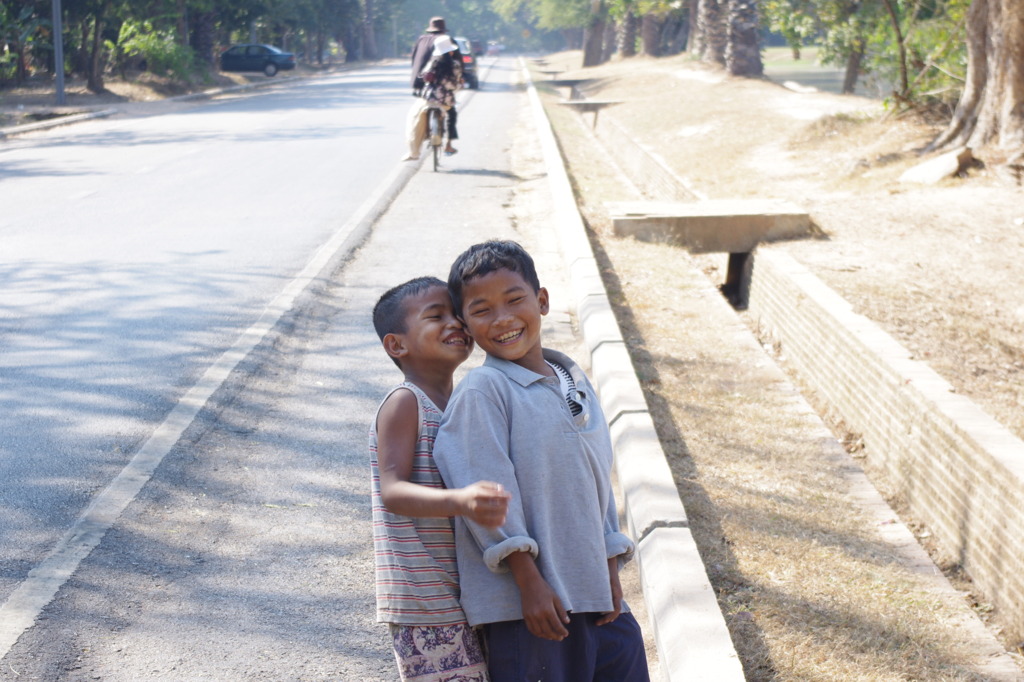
left=692, top=0, right=762, bottom=76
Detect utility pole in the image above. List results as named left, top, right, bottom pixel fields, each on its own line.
left=52, top=0, right=65, bottom=105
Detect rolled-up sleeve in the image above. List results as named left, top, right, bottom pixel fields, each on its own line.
left=434, top=380, right=539, bottom=574
left=605, top=530, right=635, bottom=564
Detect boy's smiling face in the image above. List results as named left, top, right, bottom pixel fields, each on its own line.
left=396, top=285, right=473, bottom=370
left=460, top=267, right=549, bottom=373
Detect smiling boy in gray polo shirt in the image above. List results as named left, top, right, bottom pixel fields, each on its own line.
left=433, top=240, right=650, bottom=681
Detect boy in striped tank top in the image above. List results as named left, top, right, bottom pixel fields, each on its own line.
left=371, top=276, right=512, bottom=682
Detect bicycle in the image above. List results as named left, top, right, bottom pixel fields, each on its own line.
left=426, top=104, right=446, bottom=172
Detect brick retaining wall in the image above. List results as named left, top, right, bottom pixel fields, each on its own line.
left=568, top=92, right=1024, bottom=644
left=748, top=248, right=1024, bottom=642
left=589, top=111, right=703, bottom=201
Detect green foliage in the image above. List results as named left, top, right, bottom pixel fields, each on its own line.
left=492, top=0, right=590, bottom=31
left=864, top=0, right=968, bottom=104
left=0, top=2, right=47, bottom=83
left=761, top=0, right=817, bottom=52
left=762, top=0, right=969, bottom=106
left=814, top=1, right=875, bottom=66
left=111, top=20, right=195, bottom=78
left=603, top=0, right=684, bottom=20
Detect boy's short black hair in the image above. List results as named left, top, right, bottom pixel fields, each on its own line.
left=448, top=240, right=540, bottom=315
left=373, top=277, right=447, bottom=367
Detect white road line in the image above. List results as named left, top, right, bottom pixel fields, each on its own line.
left=0, top=158, right=418, bottom=659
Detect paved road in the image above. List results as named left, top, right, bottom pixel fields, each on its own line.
left=0, top=63, right=416, bottom=606
left=0, top=58, right=642, bottom=679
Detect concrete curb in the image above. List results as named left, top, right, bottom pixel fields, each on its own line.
left=0, top=108, right=118, bottom=138
left=521, top=60, right=746, bottom=682
left=0, top=80, right=277, bottom=140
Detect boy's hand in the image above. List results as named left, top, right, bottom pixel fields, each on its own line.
left=520, top=578, right=571, bottom=640
left=457, top=482, right=511, bottom=528
left=596, top=557, right=624, bottom=626
left=506, top=552, right=570, bottom=641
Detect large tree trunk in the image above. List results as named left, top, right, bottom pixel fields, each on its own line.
left=361, top=0, right=378, bottom=60
left=699, top=0, right=727, bottom=65
left=641, top=13, right=663, bottom=56
left=75, top=19, right=90, bottom=75
left=86, top=12, right=105, bottom=93
left=619, top=10, right=638, bottom=57
left=690, top=0, right=706, bottom=56
left=931, top=0, right=1024, bottom=159
left=602, top=19, right=617, bottom=61
left=582, top=0, right=606, bottom=66
left=191, top=11, right=216, bottom=67
left=13, top=41, right=28, bottom=84
left=666, top=15, right=690, bottom=54
left=316, top=29, right=326, bottom=65
left=842, top=39, right=865, bottom=94
left=176, top=0, right=188, bottom=46
left=726, top=0, right=762, bottom=76
left=341, top=21, right=360, bottom=61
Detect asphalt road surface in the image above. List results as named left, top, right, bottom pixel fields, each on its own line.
left=1, top=62, right=415, bottom=607
left=0, top=57, right=594, bottom=679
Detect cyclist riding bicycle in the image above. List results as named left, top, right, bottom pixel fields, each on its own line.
left=403, top=35, right=463, bottom=160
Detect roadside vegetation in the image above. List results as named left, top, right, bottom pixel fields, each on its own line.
left=3, top=0, right=1022, bottom=164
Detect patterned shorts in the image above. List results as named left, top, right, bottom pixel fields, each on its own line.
left=388, top=623, right=489, bottom=682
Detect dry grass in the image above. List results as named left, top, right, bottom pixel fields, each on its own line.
left=528, top=52, right=1024, bottom=680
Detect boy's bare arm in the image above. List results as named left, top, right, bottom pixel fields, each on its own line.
left=505, top=551, right=570, bottom=641
left=377, top=389, right=510, bottom=527
left=595, top=557, right=624, bottom=625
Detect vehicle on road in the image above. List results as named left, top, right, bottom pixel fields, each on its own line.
left=453, top=37, right=479, bottom=89
left=220, top=44, right=296, bottom=77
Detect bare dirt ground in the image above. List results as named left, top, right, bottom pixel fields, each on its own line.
left=538, top=51, right=1024, bottom=443
left=528, top=51, right=1024, bottom=680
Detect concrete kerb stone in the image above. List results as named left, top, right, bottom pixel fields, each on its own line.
left=637, top=527, right=745, bottom=679
left=521, top=59, right=746, bottom=682
left=592, top=343, right=649, bottom=418
left=0, top=79, right=275, bottom=139
left=610, top=412, right=689, bottom=535
left=0, top=108, right=118, bottom=138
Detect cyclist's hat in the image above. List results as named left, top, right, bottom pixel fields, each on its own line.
left=427, top=17, right=446, bottom=32
left=432, top=35, right=457, bottom=56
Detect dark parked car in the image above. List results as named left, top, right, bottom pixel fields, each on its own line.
left=220, top=44, right=296, bottom=77
left=453, top=37, right=478, bottom=89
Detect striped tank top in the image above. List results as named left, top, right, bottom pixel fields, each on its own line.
left=369, top=382, right=465, bottom=626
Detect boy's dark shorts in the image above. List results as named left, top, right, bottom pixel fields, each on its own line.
left=483, top=611, right=650, bottom=682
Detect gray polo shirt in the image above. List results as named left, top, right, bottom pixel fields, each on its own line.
left=433, top=348, right=634, bottom=627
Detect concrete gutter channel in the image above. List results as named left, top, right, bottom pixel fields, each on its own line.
left=7, top=59, right=1021, bottom=679
left=537, top=70, right=1024, bottom=679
